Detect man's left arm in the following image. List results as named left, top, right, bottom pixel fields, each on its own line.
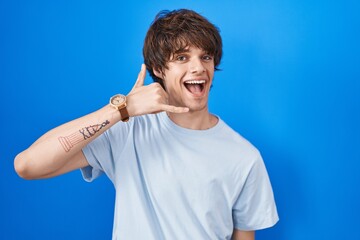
left=232, top=229, right=255, bottom=240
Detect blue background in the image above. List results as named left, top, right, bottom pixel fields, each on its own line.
left=1, top=0, right=359, bottom=239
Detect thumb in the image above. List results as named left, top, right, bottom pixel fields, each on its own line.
left=132, top=64, right=146, bottom=90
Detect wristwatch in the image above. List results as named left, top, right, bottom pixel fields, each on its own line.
left=109, top=94, right=130, bottom=122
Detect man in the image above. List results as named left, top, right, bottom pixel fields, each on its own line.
left=15, top=9, right=278, bottom=240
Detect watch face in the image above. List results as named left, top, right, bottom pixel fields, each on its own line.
left=111, top=94, right=126, bottom=106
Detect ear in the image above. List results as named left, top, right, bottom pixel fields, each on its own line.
left=153, top=68, right=163, bottom=79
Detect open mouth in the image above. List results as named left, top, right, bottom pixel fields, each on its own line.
left=183, top=80, right=206, bottom=95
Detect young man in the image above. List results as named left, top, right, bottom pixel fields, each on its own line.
left=15, top=9, right=278, bottom=240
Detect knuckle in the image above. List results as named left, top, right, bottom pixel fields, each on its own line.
left=154, top=94, right=162, bottom=102
left=153, top=82, right=161, bottom=87
left=154, top=87, right=164, bottom=96
left=150, top=82, right=160, bottom=88
left=149, top=83, right=161, bottom=92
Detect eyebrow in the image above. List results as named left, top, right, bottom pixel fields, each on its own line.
left=174, top=48, right=190, bottom=54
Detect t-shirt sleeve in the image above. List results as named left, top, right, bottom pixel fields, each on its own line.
left=81, top=131, right=110, bottom=182
left=81, top=121, right=131, bottom=183
left=232, top=155, right=279, bottom=231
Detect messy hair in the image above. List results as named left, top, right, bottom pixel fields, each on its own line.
left=143, top=9, right=223, bottom=88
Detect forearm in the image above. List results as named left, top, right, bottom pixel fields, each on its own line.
left=232, top=230, right=255, bottom=240
left=15, top=104, right=120, bottom=179
left=14, top=64, right=188, bottom=180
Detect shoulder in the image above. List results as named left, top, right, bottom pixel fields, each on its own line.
left=212, top=119, right=265, bottom=180
left=217, top=119, right=260, bottom=158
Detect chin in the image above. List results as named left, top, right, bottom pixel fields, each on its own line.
left=186, top=102, right=209, bottom=113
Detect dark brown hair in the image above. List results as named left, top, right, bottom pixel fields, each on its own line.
left=143, top=9, right=222, bottom=88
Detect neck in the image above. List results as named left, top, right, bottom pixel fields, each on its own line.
left=167, top=108, right=218, bottom=130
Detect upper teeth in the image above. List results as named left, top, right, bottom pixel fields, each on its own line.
left=185, top=80, right=206, bottom=84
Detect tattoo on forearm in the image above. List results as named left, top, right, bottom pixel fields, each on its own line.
left=58, top=120, right=110, bottom=152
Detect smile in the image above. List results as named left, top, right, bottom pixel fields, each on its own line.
left=183, top=80, right=206, bottom=95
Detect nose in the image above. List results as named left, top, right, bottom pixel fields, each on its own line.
left=189, top=58, right=205, bottom=74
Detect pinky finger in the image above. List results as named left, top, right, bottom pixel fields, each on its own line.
left=161, top=104, right=189, bottom=113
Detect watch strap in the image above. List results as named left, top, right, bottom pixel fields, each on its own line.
left=119, top=106, right=129, bottom=122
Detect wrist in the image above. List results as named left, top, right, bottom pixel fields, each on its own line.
left=104, top=104, right=122, bottom=122
left=109, top=94, right=130, bottom=122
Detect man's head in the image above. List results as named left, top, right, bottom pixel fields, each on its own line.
left=143, top=9, right=222, bottom=89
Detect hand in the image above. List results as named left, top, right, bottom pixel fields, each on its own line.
left=126, top=64, right=189, bottom=117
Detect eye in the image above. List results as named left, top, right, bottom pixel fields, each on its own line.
left=202, top=55, right=213, bottom=61
left=176, top=55, right=187, bottom=61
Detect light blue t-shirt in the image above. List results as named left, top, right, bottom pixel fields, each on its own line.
left=81, top=112, right=278, bottom=239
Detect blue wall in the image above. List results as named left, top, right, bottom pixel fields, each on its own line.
left=1, top=0, right=359, bottom=239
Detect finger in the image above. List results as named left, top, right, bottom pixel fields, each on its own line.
left=156, top=84, right=169, bottom=102
left=132, top=64, right=146, bottom=90
left=160, top=104, right=189, bottom=113
left=148, top=82, right=169, bottom=102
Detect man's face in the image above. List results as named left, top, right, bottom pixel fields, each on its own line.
left=155, top=46, right=215, bottom=113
